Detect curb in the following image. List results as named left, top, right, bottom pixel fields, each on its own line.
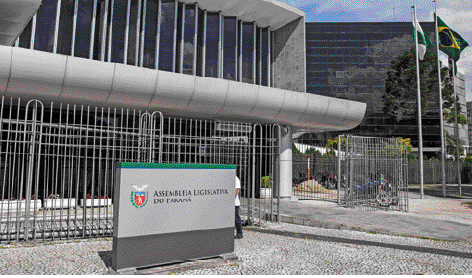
left=266, top=213, right=458, bottom=242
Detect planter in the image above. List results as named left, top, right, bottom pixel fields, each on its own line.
left=0, top=200, right=42, bottom=213
left=260, top=188, right=272, bottom=199
left=80, top=199, right=112, bottom=207
left=44, top=199, right=77, bottom=209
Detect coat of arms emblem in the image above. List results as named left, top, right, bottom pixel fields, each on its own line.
left=130, top=184, right=149, bottom=208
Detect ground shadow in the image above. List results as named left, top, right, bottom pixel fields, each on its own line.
left=408, top=185, right=472, bottom=199
left=461, top=201, right=472, bottom=209
left=98, top=250, right=112, bottom=268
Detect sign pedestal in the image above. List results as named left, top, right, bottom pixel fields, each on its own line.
left=111, top=162, right=236, bottom=272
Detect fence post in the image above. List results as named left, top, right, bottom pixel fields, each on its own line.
left=337, top=135, right=341, bottom=204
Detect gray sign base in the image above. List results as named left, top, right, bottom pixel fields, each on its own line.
left=219, top=252, right=238, bottom=261
left=109, top=254, right=239, bottom=275
left=108, top=267, right=137, bottom=275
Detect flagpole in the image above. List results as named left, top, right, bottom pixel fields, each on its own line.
left=452, top=60, right=462, bottom=195
left=433, top=0, right=447, bottom=198
left=412, top=5, right=424, bottom=199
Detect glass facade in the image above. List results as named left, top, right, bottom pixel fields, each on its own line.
left=241, top=23, right=254, bottom=84
left=22, top=0, right=273, bottom=86
left=56, top=0, right=75, bottom=56
left=158, top=0, right=176, bottom=72
left=305, top=22, right=441, bottom=150
left=142, top=0, right=158, bottom=69
left=33, top=0, right=58, bottom=52
left=205, top=12, right=219, bottom=78
left=74, top=0, right=94, bottom=59
left=182, top=4, right=196, bottom=75
left=223, top=17, right=237, bottom=81
left=110, top=0, right=127, bottom=63
left=17, top=0, right=274, bottom=88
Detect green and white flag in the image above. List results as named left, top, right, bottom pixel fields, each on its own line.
left=412, top=14, right=433, bottom=60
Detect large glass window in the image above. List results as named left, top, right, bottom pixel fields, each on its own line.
left=110, top=0, right=127, bottom=63
left=237, top=20, right=241, bottom=81
left=34, top=0, right=58, bottom=52
left=195, top=9, right=204, bottom=76
left=241, top=23, right=254, bottom=84
left=57, top=0, right=75, bottom=55
left=143, top=0, right=158, bottom=69
left=93, top=0, right=107, bottom=61
left=182, top=4, right=196, bottom=75
left=175, top=2, right=183, bottom=73
left=261, top=28, right=269, bottom=86
left=127, top=0, right=140, bottom=65
left=74, top=0, right=94, bottom=58
left=19, top=18, right=33, bottom=49
left=223, top=17, right=236, bottom=81
left=158, top=0, right=176, bottom=72
left=205, top=12, right=219, bottom=78
left=255, top=27, right=260, bottom=85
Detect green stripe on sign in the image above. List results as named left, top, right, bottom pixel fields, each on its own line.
left=116, top=162, right=236, bottom=169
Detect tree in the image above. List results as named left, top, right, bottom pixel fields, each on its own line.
left=445, top=131, right=465, bottom=157
left=324, top=136, right=412, bottom=156
left=292, top=143, right=299, bottom=153
left=382, top=48, right=466, bottom=125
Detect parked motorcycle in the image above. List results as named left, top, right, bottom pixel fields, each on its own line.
left=345, top=173, right=398, bottom=207
left=314, top=171, right=337, bottom=190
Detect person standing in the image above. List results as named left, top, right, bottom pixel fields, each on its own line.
left=235, top=175, right=243, bottom=239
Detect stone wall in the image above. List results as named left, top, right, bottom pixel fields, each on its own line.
left=272, top=16, right=306, bottom=93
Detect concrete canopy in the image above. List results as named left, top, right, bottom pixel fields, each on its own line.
left=0, top=0, right=42, bottom=46
left=180, top=0, right=305, bottom=30
left=0, top=46, right=366, bottom=132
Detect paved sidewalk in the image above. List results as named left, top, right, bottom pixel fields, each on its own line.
left=244, top=192, right=472, bottom=241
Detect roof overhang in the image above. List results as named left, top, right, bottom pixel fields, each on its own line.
left=0, top=46, right=366, bottom=132
left=0, top=0, right=42, bottom=46
left=181, top=0, right=304, bottom=30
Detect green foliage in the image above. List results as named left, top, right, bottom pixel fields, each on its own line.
left=445, top=131, right=465, bottom=156
left=292, top=143, right=299, bottom=153
left=325, top=136, right=346, bottom=150
left=261, top=176, right=272, bottom=188
left=325, top=136, right=412, bottom=156
left=305, top=147, right=317, bottom=154
left=383, top=48, right=466, bottom=125
left=444, top=109, right=468, bottom=125
left=464, top=156, right=472, bottom=163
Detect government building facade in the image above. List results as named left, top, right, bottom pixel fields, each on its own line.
left=0, top=0, right=366, bottom=221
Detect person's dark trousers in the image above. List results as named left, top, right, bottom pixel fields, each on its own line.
left=235, top=206, right=242, bottom=235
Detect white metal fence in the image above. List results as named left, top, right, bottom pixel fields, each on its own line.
left=0, top=97, right=280, bottom=243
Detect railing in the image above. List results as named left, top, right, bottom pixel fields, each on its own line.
left=0, top=97, right=279, bottom=243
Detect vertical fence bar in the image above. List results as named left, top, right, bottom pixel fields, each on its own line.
left=337, top=135, right=341, bottom=204
left=275, top=124, right=281, bottom=223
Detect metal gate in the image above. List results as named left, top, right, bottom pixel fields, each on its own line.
left=342, top=135, right=409, bottom=212
left=292, top=138, right=340, bottom=203
left=292, top=135, right=409, bottom=212
left=0, top=97, right=279, bottom=243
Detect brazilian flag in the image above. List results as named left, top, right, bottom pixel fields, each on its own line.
left=435, top=14, right=469, bottom=63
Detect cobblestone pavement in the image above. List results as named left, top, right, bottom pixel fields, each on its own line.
left=179, top=222, right=472, bottom=275
left=0, top=221, right=471, bottom=275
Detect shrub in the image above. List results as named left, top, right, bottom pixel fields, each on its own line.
left=261, top=176, right=272, bottom=188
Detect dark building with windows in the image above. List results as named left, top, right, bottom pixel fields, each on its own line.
left=305, top=22, right=468, bottom=155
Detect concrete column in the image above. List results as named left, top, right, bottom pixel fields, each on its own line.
left=278, top=125, right=292, bottom=199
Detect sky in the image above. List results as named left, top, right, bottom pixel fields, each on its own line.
left=279, top=0, right=472, bottom=102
